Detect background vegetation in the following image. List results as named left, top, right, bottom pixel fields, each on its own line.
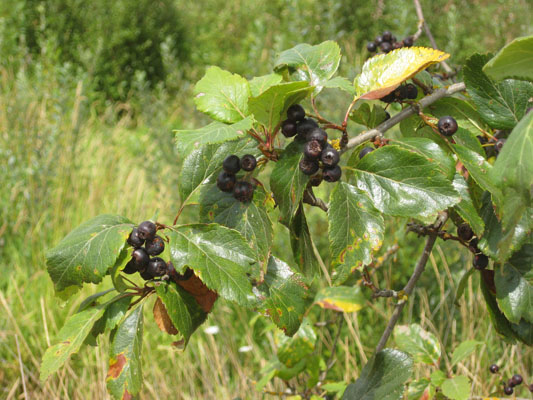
left=1, top=0, right=532, bottom=398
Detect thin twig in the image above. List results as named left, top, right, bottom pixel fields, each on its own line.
left=303, top=188, right=328, bottom=212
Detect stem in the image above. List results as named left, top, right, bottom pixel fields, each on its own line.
left=303, top=187, right=328, bottom=212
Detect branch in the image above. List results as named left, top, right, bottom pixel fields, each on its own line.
left=374, top=212, right=448, bottom=353
left=342, top=82, right=465, bottom=152
left=303, top=187, right=329, bottom=212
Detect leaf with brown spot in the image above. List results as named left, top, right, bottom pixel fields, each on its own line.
left=176, top=273, right=218, bottom=313
left=107, top=353, right=127, bottom=379
left=153, top=298, right=178, bottom=335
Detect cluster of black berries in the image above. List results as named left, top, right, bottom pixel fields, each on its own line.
left=217, top=154, right=257, bottom=202
left=367, top=31, right=415, bottom=54
left=437, top=116, right=458, bottom=137
left=478, top=131, right=507, bottom=158
left=457, top=223, right=489, bottom=270
left=489, top=365, right=532, bottom=395
left=125, top=221, right=172, bottom=280
left=380, top=83, right=418, bottom=103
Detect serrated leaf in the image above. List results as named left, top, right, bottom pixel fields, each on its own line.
left=270, top=141, right=309, bottom=225
left=46, top=215, right=133, bottom=293
left=277, top=318, right=316, bottom=367
left=274, top=41, right=341, bottom=91
left=155, top=281, right=208, bottom=343
left=450, top=340, right=483, bottom=367
left=249, top=73, right=283, bottom=97
left=257, top=256, right=310, bottom=336
left=453, top=128, right=485, bottom=156
left=393, top=324, right=441, bottom=365
left=249, top=81, right=313, bottom=131
left=452, top=174, right=485, bottom=236
left=290, top=203, right=320, bottom=277
left=193, top=66, right=250, bottom=123
left=407, top=378, right=431, bottom=400
left=354, top=47, right=449, bottom=99
left=483, top=36, right=533, bottom=82
left=102, top=296, right=132, bottom=332
left=343, top=349, right=413, bottom=400
left=328, top=183, right=384, bottom=283
left=464, top=53, right=533, bottom=130
left=350, top=102, right=389, bottom=129
left=441, top=376, right=470, bottom=400
left=314, top=286, right=365, bottom=313
left=347, top=146, right=459, bottom=222
left=323, top=76, right=356, bottom=95
left=167, top=224, right=257, bottom=307
left=106, top=304, right=144, bottom=400
left=175, top=117, right=253, bottom=157
left=40, top=305, right=106, bottom=381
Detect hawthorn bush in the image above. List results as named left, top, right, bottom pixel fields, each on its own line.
left=40, top=29, right=533, bottom=399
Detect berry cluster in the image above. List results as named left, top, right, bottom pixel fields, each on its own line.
left=478, top=131, right=507, bottom=158
left=125, top=221, right=172, bottom=280
left=216, top=154, right=257, bottom=202
left=367, top=30, right=415, bottom=54
left=489, top=364, right=532, bottom=395
left=380, top=83, right=418, bottom=103
left=457, top=223, right=489, bottom=270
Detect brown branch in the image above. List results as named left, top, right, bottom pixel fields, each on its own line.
left=303, top=187, right=329, bottom=212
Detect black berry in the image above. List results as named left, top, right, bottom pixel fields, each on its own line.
left=477, top=135, right=488, bottom=145
left=287, top=104, right=305, bottom=122
left=393, top=42, right=403, bottom=50
left=304, top=140, right=323, bottom=160
left=495, top=139, right=506, bottom=153
left=528, top=383, right=533, bottom=392
left=132, top=248, right=150, bottom=269
left=140, top=270, right=152, bottom=280
left=281, top=119, right=298, bottom=137
left=306, top=127, right=328, bottom=147
left=296, top=118, right=319, bottom=138
left=123, top=260, right=138, bottom=274
left=508, top=379, right=516, bottom=388
left=403, top=36, right=414, bottom=47
left=216, top=171, right=236, bottom=192
left=127, top=228, right=144, bottom=248
left=380, top=42, right=392, bottom=53
left=375, top=35, right=383, bottom=45
left=504, top=386, right=513, bottom=395
left=147, top=257, right=167, bottom=277
left=233, top=181, right=254, bottom=202
left=321, top=146, right=340, bottom=167
left=359, top=147, right=374, bottom=159
left=393, top=85, right=408, bottom=101
left=223, top=155, right=241, bottom=174
left=299, top=159, right=319, bottom=175
left=367, top=42, right=377, bottom=52
left=241, top=154, right=257, bottom=171
left=323, top=165, right=342, bottom=182
left=489, top=364, right=499, bottom=374
left=405, top=83, right=418, bottom=99
left=382, top=31, right=392, bottom=42
left=137, top=221, right=157, bottom=241
left=145, top=235, right=165, bottom=256
left=473, top=254, right=489, bottom=270
left=437, top=116, right=458, bottom=137
left=511, top=374, right=523, bottom=386
left=457, top=223, right=474, bottom=241
left=380, top=92, right=396, bottom=103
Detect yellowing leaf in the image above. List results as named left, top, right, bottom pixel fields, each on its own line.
left=354, top=47, right=450, bottom=99
left=314, top=286, right=365, bottom=313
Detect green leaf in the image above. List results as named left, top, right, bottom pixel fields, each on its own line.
left=199, top=184, right=273, bottom=273
left=441, top=376, right=470, bottom=400
left=106, top=304, right=144, bottom=400
left=350, top=102, right=389, bottom=129
left=393, top=324, right=441, bottom=365
left=277, top=318, right=316, bottom=367
left=495, top=244, right=533, bottom=324
left=249, top=73, right=283, bottom=97
left=77, top=289, right=115, bottom=312
left=274, top=41, right=341, bottom=91
left=430, top=370, right=447, bottom=387
left=342, top=349, right=413, bottom=400
left=175, top=117, right=253, bottom=157
left=328, top=183, right=384, bottom=283
left=193, top=66, right=250, bottom=123
left=290, top=204, right=320, bottom=276
left=450, top=340, right=484, bottom=367
left=155, top=281, right=208, bottom=344
left=483, top=36, right=533, bottom=82
left=454, top=128, right=486, bottom=156
left=314, top=286, right=366, bottom=313
left=46, top=215, right=133, bottom=293
left=452, top=144, right=500, bottom=198
left=249, top=81, right=313, bottom=131
left=257, top=256, right=310, bottom=336
left=270, top=141, right=309, bottom=225
left=168, top=224, right=257, bottom=307
left=407, top=378, right=431, bottom=400
left=464, top=53, right=533, bottom=130
left=354, top=47, right=449, bottom=99
left=451, top=174, right=485, bottom=236
left=323, top=76, right=357, bottom=95
left=102, top=296, right=132, bottom=332
left=347, top=146, right=459, bottom=222
left=454, top=267, right=475, bottom=306
left=40, top=304, right=106, bottom=381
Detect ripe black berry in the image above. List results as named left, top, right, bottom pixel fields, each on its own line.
left=223, top=155, right=241, bottom=174
left=380, top=42, right=392, bottom=53
left=359, top=147, right=374, bottom=159
left=375, top=35, right=383, bottom=45
left=504, top=386, right=513, bottom=395
left=296, top=118, right=319, bottom=138
left=147, top=257, right=167, bottom=277
left=287, top=104, right=306, bottom=122
left=393, top=85, right=408, bottom=101
left=123, top=260, right=138, bottom=274
left=132, top=248, right=150, bottom=269
left=304, top=140, right=323, bottom=160
left=508, top=379, right=516, bottom=388
left=489, top=364, right=499, bottom=374
left=241, top=154, right=257, bottom=171
left=216, top=171, right=236, bottom=192
left=367, top=42, right=377, bottom=52
left=529, top=383, right=533, bottom=392
left=405, top=83, right=418, bottom=99
left=437, top=116, right=458, bottom=137
left=140, top=270, right=152, bottom=280
left=306, top=128, right=328, bottom=147
left=323, top=165, right=342, bottom=182
left=457, top=223, right=474, bottom=241
left=393, top=42, right=403, bottom=50
left=380, top=92, right=396, bottom=103
left=145, top=235, right=165, bottom=256
left=233, top=181, right=254, bottom=202
left=382, top=31, right=392, bottom=42
left=137, top=221, right=156, bottom=241
left=127, top=228, right=144, bottom=248
left=477, top=135, right=488, bottom=145
left=511, top=374, right=523, bottom=386
left=495, top=139, right=506, bottom=153
left=321, top=146, right=340, bottom=167
left=281, top=119, right=298, bottom=137
left=299, top=159, right=319, bottom=175
left=403, top=36, right=414, bottom=47
left=473, top=254, right=489, bottom=270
